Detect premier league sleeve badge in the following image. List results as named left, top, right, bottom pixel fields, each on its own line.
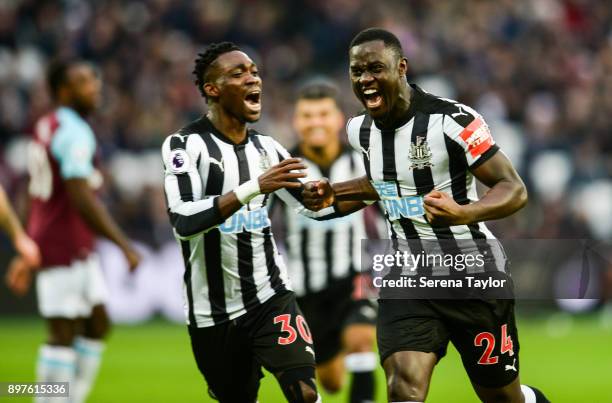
left=168, top=149, right=191, bottom=174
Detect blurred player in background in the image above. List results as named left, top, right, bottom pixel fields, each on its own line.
left=1, top=184, right=41, bottom=272
left=6, top=59, right=141, bottom=403
left=302, top=28, right=550, bottom=403
left=271, top=80, right=378, bottom=403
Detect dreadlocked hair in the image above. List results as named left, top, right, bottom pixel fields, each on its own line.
left=193, top=41, right=240, bottom=99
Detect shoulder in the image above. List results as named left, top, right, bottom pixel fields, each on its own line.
left=50, top=109, right=95, bottom=159
left=162, top=122, right=209, bottom=173
left=346, top=113, right=370, bottom=150
left=249, top=128, right=286, bottom=152
left=163, top=118, right=213, bottom=150
left=247, top=128, right=275, bottom=145
left=247, top=128, right=273, bottom=148
left=162, top=132, right=193, bottom=150
left=247, top=127, right=269, bottom=138
left=53, top=108, right=94, bottom=143
left=412, top=85, right=481, bottom=126
left=346, top=113, right=368, bottom=135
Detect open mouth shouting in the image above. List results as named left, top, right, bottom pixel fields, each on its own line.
left=244, top=89, right=262, bottom=113
left=363, top=88, right=383, bottom=110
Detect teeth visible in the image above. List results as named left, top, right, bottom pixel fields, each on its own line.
left=364, top=89, right=377, bottom=95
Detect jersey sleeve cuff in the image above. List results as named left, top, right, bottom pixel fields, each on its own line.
left=469, top=144, right=499, bottom=169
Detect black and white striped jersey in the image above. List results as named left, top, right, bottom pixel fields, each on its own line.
left=347, top=84, right=499, bottom=242
left=274, top=146, right=367, bottom=297
left=162, top=117, right=340, bottom=328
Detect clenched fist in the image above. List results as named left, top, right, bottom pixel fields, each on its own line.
left=301, top=178, right=335, bottom=211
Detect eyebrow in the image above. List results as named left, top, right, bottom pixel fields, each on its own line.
left=226, top=62, right=257, bottom=71
left=350, top=60, right=384, bottom=69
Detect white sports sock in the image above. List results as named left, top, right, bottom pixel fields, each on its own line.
left=72, top=337, right=105, bottom=403
left=521, top=384, right=537, bottom=403
left=315, top=394, right=322, bottom=403
left=35, top=345, right=76, bottom=403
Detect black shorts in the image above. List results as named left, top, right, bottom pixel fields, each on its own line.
left=188, top=291, right=316, bottom=402
left=377, top=298, right=520, bottom=388
left=297, top=278, right=377, bottom=364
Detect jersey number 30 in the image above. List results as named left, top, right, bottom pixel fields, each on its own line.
left=273, top=314, right=313, bottom=345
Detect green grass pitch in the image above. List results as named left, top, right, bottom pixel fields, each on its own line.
left=1, top=313, right=611, bottom=402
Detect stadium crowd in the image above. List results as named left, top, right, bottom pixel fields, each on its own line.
left=0, top=0, right=611, bottom=247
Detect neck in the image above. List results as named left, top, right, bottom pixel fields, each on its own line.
left=207, top=105, right=248, bottom=144
left=59, top=101, right=88, bottom=118
left=299, top=138, right=341, bottom=169
left=375, top=81, right=412, bottom=129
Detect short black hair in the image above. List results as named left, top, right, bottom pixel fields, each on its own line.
left=193, top=41, right=241, bottom=98
left=349, top=28, right=403, bottom=58
left=47, top=59, right=79, bottom=100
left=296, top=78, right=340, bottom=107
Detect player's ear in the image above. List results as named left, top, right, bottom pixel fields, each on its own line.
left=398, top=57, right=408, bottom=77
left=203, top=82, right=219, bottom=99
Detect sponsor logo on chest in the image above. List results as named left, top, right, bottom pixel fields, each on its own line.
left=372, top=181, right=424, bottom=220
left=219, top=206, right=271, bottom=234
left=409, top=135, right=434, bottom=170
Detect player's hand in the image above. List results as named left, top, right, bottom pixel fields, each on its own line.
left=423, top=190, right=469, bottom=226
left=122, top=247, right=141, bottom=273
left=258, top=158, right=307, bottom=194
left=5, top=256, right=33, bottom=297
left=302, top=179, right=335, bottom=211
left=13, top=232, right=41, bottom=268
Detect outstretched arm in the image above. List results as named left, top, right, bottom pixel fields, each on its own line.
left=300, top=175, right=379, bottom=216
left=166, top=155, right=307, bottom=238
left=270, top=139, right=367, bottom=220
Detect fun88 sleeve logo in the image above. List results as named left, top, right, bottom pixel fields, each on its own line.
left=219, top=206, right=271, bottom=234
left=372, top=181, right=424, bottom=220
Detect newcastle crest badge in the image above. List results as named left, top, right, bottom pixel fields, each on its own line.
left=409, top=136, right=433, bottom=170
left=259, top=152, right=272, bottom=170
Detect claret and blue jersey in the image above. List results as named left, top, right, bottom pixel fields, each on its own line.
left=27, top=106, right=100, bottom=268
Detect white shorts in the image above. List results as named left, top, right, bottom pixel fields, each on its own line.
left=36, top=254, right=108, bottom=319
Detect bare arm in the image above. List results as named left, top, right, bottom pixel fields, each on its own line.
left=466, top=151, right=528, bottom=221
left=300, top=175, right=379, bottom=216
left=0, top=185, right=40, bottom=267
left=65, top=178, right=140, bottom=269
left=333, top=175, right=380, bottom=201
left=271, top=143, right=364, bottom=220
left=0, top=185, right=25, bottom=243
left=423, top=151, right=527, bottom=226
